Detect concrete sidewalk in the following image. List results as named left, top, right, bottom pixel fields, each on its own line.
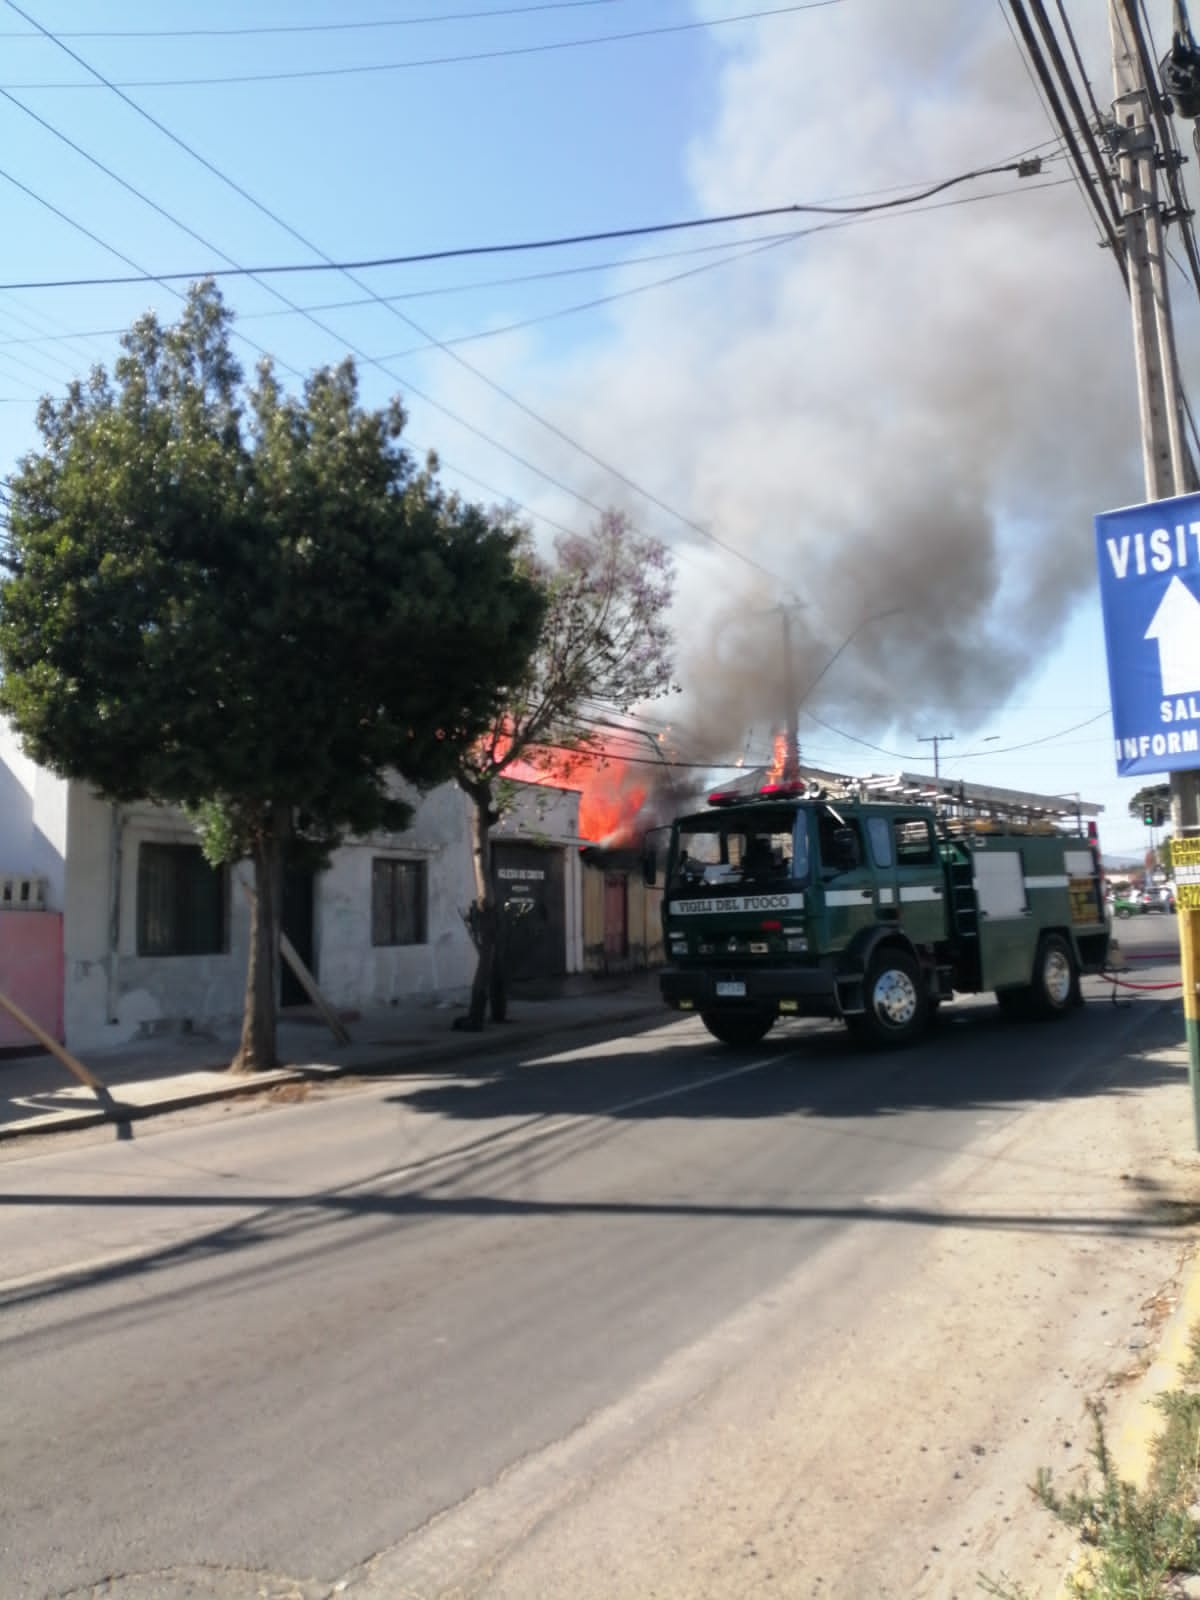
left=0, top=972, right=668, bottom=1141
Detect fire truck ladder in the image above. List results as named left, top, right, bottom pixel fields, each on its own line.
left=945, top=852, right=979, bottom=940
left=850, top=771, right=1104, bottom=834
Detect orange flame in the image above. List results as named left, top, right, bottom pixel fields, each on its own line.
left=576, top=760, right=647, bottom=844
left=504, top=749, right=647, bottom=845
left=766, top=731, right=788, bottom=782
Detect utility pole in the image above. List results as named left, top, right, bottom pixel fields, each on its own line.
left=779, top=605, right=801, bottom=782
left=918, top=733, right=954, bottom=779
left=1110, top=0, right=1200, bottom=1142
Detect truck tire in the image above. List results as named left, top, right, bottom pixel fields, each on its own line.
left=700, top=1009, right=775, bottom=1047
left=1027, top=933, right=1079, bottom=1018
left=998, top=934, right=1079, bottom=1022
left=847, top=947, right=929, bottom=1049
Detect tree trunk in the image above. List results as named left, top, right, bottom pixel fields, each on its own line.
left=459, top=784, right=501, bottom=1030
left=231, top=811, right=286, bottom=1072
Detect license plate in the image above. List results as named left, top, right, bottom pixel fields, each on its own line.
left=716, top=981, right=746, bottom=998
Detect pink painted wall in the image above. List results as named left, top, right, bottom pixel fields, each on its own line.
left=0, top=912, right=64, bottom=1047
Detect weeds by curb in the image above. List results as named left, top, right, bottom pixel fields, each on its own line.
left=980, top=1328, right=1200, bottom=1599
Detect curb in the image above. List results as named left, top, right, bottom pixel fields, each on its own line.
left=0, top=999, right=670, bottom=1143
left=1112, top=1246, right=1200, bottom=1489
left=1055, top=1243, right=1200, bottom=1598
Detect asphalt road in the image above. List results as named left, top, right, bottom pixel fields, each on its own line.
left=0, top=939, right=1185, bottom=1599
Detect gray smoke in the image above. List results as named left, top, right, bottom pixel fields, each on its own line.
left=470, top=4, right=1192, bottom=766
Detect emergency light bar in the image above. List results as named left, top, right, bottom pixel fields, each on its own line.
left=708, top=778, right=823, bottom=806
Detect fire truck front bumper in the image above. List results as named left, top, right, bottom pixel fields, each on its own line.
left=660, top=964, right=841, bottom=1017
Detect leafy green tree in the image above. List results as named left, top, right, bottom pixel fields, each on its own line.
left=452, top=510, right=675, bottom=1030
left=0, top=282, right=544, bottom=1070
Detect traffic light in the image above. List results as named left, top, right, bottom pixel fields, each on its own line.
left=1144, top=802, right=1157, bottom=825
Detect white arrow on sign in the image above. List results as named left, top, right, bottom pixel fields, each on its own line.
left=1145, top=575, right=1200, bottom=695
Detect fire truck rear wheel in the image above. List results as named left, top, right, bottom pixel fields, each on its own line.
left=1029, top=933, right=1079, bottom=1018
left=851, top=948, right=929, bottom=1048
left=700, top=1009, right=775, bottom=1047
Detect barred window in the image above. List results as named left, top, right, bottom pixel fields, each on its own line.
left=137, top=843, right=228, bottom=957
left=372, top=858, right=427, bottom=946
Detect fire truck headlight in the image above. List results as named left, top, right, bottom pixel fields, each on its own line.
left=669, top=932, right=687, bottom=954
left=785, top=934, right=808, bottom=953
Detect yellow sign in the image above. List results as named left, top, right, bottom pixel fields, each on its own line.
left=1174, top=838, right=1200, bottom=866
left=1179, top=884, right=1200, bottom=911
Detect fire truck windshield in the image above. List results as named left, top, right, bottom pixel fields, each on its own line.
left=670, top=813, right=808, bottom=890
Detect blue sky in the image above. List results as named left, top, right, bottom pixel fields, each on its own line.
left=0, top=1, right=1192, bottom=863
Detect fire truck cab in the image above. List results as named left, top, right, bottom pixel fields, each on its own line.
left=653, top=769, right=1109, bottom=1048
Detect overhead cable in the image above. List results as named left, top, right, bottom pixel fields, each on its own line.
left=1027, top=0, right=1125, bottom=244
left=15, top=0, right=1007, bottom=595
left=0, top=1, right=626, bottom=38
left=1005, top=0, right=1129, bottom=280
left=799, top=707, right=1110, bottom=763
left=1053, top=0, right=1114, bottom=138
left=1130, top=0, right=1200, bottom=305
left=0, top=158, right=1054, bottom=294
left=1, top=4, right=791, bottom=591
left=1, top=3, right=842, bottom=89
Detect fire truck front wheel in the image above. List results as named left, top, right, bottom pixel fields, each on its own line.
left=848, top=948, right=930, bottom=1049
left=700, top=1008, right=775, bottom=1047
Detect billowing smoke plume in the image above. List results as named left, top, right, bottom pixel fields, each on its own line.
left=459, top=5, right=1183, bottom=765
left=659, top=3, right=1153, bottom=759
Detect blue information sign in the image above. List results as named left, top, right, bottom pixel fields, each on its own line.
left=1096, top=490, right=1200, bottom=777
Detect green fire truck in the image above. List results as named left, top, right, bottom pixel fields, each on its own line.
left=651, top=769, right=1110, bottom=1048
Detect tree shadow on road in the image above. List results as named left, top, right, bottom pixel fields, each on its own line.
left=384, top=993, right=1185, bottom=1127
left=0, top=997, right=1188, bottom=1338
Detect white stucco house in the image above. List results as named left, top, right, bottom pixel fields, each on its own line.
left=0, top=717, right=584, bottom=1053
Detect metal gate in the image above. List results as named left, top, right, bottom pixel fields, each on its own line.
left=493, top=843, right=566, bottom=982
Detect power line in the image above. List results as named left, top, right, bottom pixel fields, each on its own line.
left=368, top=177, right=1075, bottom=360
left=0, top=13, right=773, bottom=594
left=1027, top=1, right=1126, bottom=245
left=1003, top=0, right=1128, bottom=278
left=798, top=706, right=1110, bottom=762
left=0, top=0, right=626, bottom=38
left=0, top=44, right=636, bottom=527
left=1004, top=0, right=1200, bottom=479
left=1130, top=0, right=1200, bottom=306
left=0, top=155, right=315, bottom=397
left=1111, top=0, right=1200, bottom=485
left=0, top=5, right=1078, bottom=605
left=0, top=161, right=1054, bottom=294
left=3, top=3, right=841, bottom=89
left=1053, top=0, right=1112, bottom=139
left=0, top=172, right=1075, bottom=365
left=0, top=2, right=862, bottom=591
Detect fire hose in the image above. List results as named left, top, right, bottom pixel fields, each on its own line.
left=1097, top=966, right=1184, bottom=1007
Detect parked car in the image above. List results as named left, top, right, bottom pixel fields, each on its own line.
left=1110, top=892, right=1144, bottom=919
